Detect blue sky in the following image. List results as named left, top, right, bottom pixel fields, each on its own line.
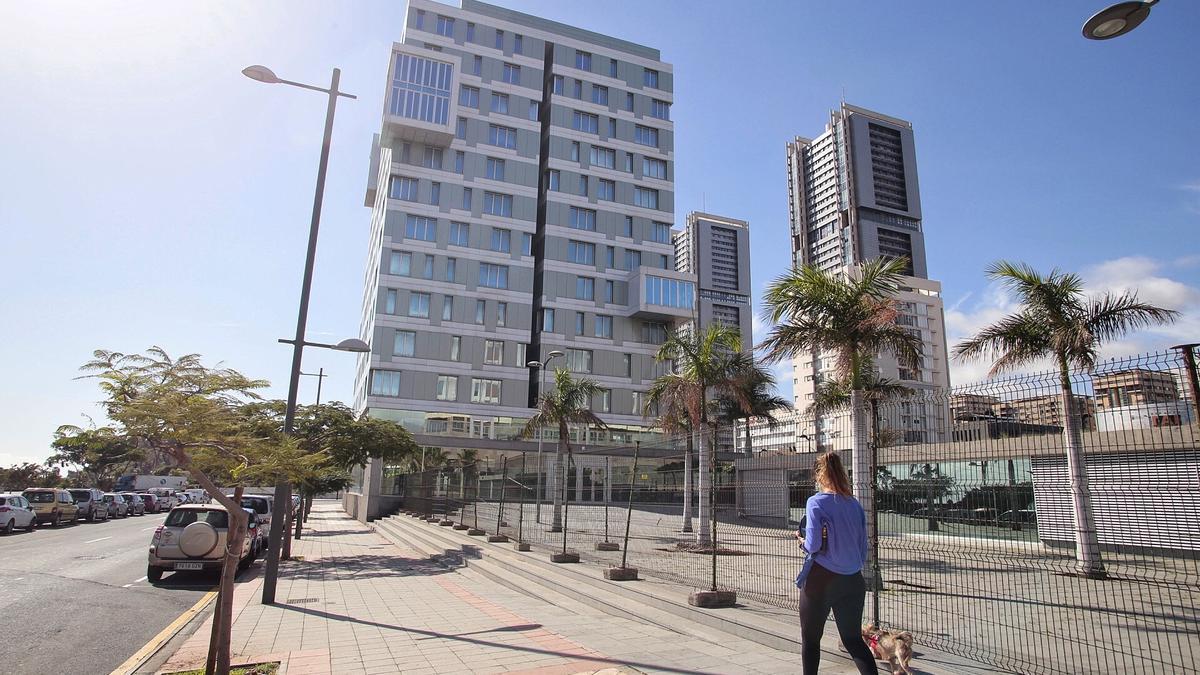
left=1, top=1, right=1197, bottom=466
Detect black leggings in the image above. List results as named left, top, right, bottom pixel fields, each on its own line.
left=798, top=563, right=877, bottom=674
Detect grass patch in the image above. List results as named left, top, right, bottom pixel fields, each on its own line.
left=166, top=662, right=279, bottom=675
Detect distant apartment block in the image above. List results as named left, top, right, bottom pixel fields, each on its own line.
left=673, top=212, right=753, bottom=347
left=1093, top=368, right=1180, bottom=411
left=999, top=394, right=1096, bottom=431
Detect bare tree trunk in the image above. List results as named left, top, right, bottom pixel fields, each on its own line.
left=681, top=431, right=694, bottom=533
left=206, top=485, right=245, bottom=675
left=294, top=490, right=304, bottom=540
left=551, top=433, right=567, bottom=532
left=850, top=390, right=875, bottom=589
left=304, top=493, right=313, bottom=523
left=1059, top=365, right=1106, bottom=578
left=281, top=495, right=294, bottom=558
left=696, top=422, right=711, bottom=546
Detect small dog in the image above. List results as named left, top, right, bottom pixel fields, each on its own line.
left=862, top=624, right=915, bottom=675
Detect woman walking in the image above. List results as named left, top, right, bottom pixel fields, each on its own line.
left=795, top=451, right=877, bottom=674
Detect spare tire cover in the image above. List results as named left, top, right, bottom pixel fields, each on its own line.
left=179, top=521, right=219, bottom=558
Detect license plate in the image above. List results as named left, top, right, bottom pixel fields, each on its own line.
left=174, top=562, right=204, bottom=570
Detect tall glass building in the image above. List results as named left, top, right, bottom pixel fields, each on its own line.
left=349, top=0, right=682, bottom=519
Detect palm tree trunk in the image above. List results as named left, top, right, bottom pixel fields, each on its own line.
left=696, top=422, right=711, bottom=545
left=681, top=430, right=694, bottom=533
left=744, top=415, right=752, bottom=454
left=1058, top=360, right=1106, bottom=578
left=551, top=427, right=567, bottom=532
left=850, top=389, right=875, bottom=588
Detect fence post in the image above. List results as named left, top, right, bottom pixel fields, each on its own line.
left=551, top=450, right=579, bottom=563
left=869, top=399, right=883, bottom=627
left=605, top=441, right=639, bottom=580
left=488, top=457, right=510, bottom=543
left=516, top=452, right=531, bottom=551
left=597, top=455, right=618, bottom=551
left=468, top=468, right=484, bottom=536
left=1173, top=343, right=1200, bottom=423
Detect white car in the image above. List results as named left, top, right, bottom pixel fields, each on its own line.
left=147, top=504, right=257, bottom=582
left=0, top=493, right=38, bottom=533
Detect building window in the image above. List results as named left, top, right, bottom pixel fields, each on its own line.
left=488, top=124, right=517, bottom=149
left=459, top=85, right=479, bottom=109
left=644, top=157, right=667, bottom=179
left=445, top=258, right=457, bottom=281
left=608, top=117, right=616, bottom=137
left=502, top=63, right=520, bottom=84
left=592, top=85, right=608, bottom=105
left=389, top=53, right=452, bottom=124
left=385, top=289, right=397, bottom=314
left=572, top=111, right=599, bottom=134
left=497, top=302, right=507, bottom=327
left=575, top=311, right=585, bottom=334
left=414, top=9, right=424, bottom=29
left=486, top=157, right=505, bottom=181
left=644, top=69, right=659, bottom=88
left=547, top=169, right=560, bottom=191
left=405, top=215, right=436, bottom=241
left=576, top=276, right=595, bottom=300
left=479, top=263, right=509, bottom=289
left=456, top=117, right=466, bottom=139
left=625, top=249, right=641, bottom=270
left=449, top=222, right=469, bottom=246
left=409, top=292, right=430, bottom=318
left=484, top=339, right=504, bottom=365
left=471, top=378, right=503, bottom=405
left=494, top=29, right=504, bottom=49
left=491, top=228, right=511, bottom=253
left=389, top=251, right=411, bottom=275
left=513, top=34, right=523, bottom=54
left=422, top=147, right=443, bottom=170
left=642, top=321, right=668, bottom=345
left=442, top=295, right=453, bottom=320
left=435, top=15, right=453, bottom=36
left=625, top=152, right=634, bottom=172
left=644, top=276, right=695, bottom=309
left=421, top=255, right=433, bottom=279
left=651, top=99, right=670, bottom=120
left=483, top=191, right=513, bottom=217
left=393, top=330, right=415, bottom=357
left=528, top=101, right=539, bottom=121
left=595, top=315, right=613, bottom=338
left=522, top=233, right=532, bottom=255
left=570, top=141, right=580, bottom=161
left=566, top=348, right=592, bottom=373
left=623, top=216, right=633, bottom=237
left=610, top=58, right=619, bottom=77
left=651, top=221, right=671, bottom=243
left=590, top=146, right=615, bottom=169
left=461, top=187, right=472, bottom=211
left=430, top=182, right=440, bottom=206
left=604, top=279, right=614, bottom=303
left=370, top=370, right=401, bottom=397
left=634, top=125, right=658, bottom=148
left=598, top=179, right=615, bottom=201
left=542, top=309, right=555, bottom=332
left=454, top=150, right=464, bottom=173
left=436, top=375, right=458, bottom=401
left=596, top=389, right=610, bottom=413
left=450, top=336, right=461, bottom=361
left=659, top=253, right=670, bottom=269
left=633, top=187, right=659, bottom=209
left=606, top=246, right=615, bottom=268
left=516, top=343, right=527, bottom=366
left=572, top=79, right=583, bottom=99
left=475, top=299, right=486, bottom=324
left=626, top=92, right=634, bottom=111
left=552, top=75, right=564, bottom=95
left=579, top=174, right=588, bottom=195
left=623, top=353, right=632, bottom=377
left=466, top=22, right=475, bottom=41
left=631, top=391, right=646, bottom=415
left=389, top=176, right=419, bottom=201
left=471, top=55, right=482, bottom=75
left=567, top=240, right=595, bottom=265
left=569, top=206, right=597, bottom=231
left=575, top=50, right=592, bottom=71
left=491, top=92, right=509, bottom=114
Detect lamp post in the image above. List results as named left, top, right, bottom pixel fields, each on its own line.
left=527, top=350, right=564, bottom=523
left=243, top=64, right=357, bottom=606
left=300, top=367, right=328, bottom=405
left=1083, top=0, right=1159, bottom=40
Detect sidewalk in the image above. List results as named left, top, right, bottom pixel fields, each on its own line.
left=153, top=503, right=926, bottom=674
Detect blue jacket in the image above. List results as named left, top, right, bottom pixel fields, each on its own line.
left=796, top=492, right=868, bottom=587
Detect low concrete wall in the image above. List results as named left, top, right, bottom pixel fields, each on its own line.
left=343, top=492, right=367, bottom=522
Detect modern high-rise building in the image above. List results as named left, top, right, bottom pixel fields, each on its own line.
left=673, top=212, right=753, bottom=348
left=349, top=0, right=683, bottom=517
left=785, top=103, right=950, bottom=447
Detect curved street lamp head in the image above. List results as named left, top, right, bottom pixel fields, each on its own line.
left=332, top=338, right=371, bottom=353
left=526, top=360, right=542, bottom=368
left=548, top=350, right=565, bottom=358
left=242, top=65, right=281, bottom=83
left=1083, top=0, right=1156, bottom=40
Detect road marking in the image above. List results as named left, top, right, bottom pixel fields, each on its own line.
left=122, top=576, right=148, bottom=588
left=14, top=578, right=23, bottom=581
left=141, top=526, right=158, bottom=531
left=109, top=589, right=218, bottom=675
left=84, top=536, right=113, bottom=544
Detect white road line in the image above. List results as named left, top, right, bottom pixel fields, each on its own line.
left=122, top=575, right=149, bottom=588
left=14, top=578, right=23, bottom=581
left=141, top=526, right=158, bottom=531
left=84, top=536, right=113, bottom=544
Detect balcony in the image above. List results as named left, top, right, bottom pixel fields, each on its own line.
left=629, top=268, right=696, bottom=322
left=381, top=45, right=460, bottom=148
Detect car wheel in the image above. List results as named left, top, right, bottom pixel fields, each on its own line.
left=2, top=519, right=13, bottom=535
left=53, top=512, right=61, bottom=528
left=147, top=566, right=164, bottom=583
left=25, top=519, right=36, bottom=532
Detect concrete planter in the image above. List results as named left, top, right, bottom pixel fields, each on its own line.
left=595, top=541, right=620, bottom=551
left=604, top=566, right=639, bottom=581
left=467, top=528, right=486, bottom=536
left=487, top=534, right=509, bottom=543
left=452, top=524, right=470, bottom=530
left=550, top=552, right=580, bottom=563
left=688, top=590, right=737, bottom=608
left=513, top=542, right=532, bottom=552
left=438, top=519, right=454, bottom=526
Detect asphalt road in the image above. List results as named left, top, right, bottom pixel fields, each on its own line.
left=0, top=509, right=224, bottom=674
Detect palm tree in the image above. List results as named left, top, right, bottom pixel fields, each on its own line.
left=953, top=260, right=1177, bottom=577
left=522, top=369, right=607, bottom=531
left=717, top=360, right=791, bottom=455
left=653, top=323, right=746, bottom=545
left=646, top=373, right=697, bottom=532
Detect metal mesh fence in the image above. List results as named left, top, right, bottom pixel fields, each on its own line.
left=390, top=348, right=1200, bottom=675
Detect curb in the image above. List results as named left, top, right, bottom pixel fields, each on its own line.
left=109, top=590, right=218, bottom=675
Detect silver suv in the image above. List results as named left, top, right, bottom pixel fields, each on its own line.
left=147, top=504, right=256, bottom=583
left=69, top=488, right=109, bottom=522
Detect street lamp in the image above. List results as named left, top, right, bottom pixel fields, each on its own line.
left=1082, top=1, right=1158, bottom=40
left=527, top=350, right=564, bottom=523
left=245, top=63, right=356, bottom=605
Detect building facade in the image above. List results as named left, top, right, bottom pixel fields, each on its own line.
left=784, top=103, right=951, bottom=447
left=672, top=212, right=753, bottom=347
left=350, top=0, right=684, bottom=517
left=1093, top=368, right=1180, bottom=411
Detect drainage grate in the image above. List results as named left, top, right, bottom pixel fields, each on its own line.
left=286, top=598, right=320, bottom=604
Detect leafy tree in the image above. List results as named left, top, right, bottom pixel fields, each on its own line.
left=716, top=359, right=790, bottom=455
left=953, top=261, right=1176, bottom=577
left=522, top=369, right=607, bottom=531
left=646, top=373, right=696, bottom=532
left=48, top=423, right=143, bottom=490
left=0, top=463, right=63, bottom=490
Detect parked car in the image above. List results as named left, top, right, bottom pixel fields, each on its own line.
left=102, top=493, right=129, bottom=518
left=0, top=493, right=38, bottom=533
left=23, top=488, right=80, bottom=526
left=174, top=492, right=190, bottom=505
left=137, top=493, right=160, bottom=513
left=119, top=492, right=146, bottom=516
left=147, top=504, right=257, bottom=582
left=239, top=495, right=275, bottom=533
left=999, top=509, right=1037, bottom=524
left=70, top=488, right=110, bottom=522
left=149, top=488, right=177, bottom=510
